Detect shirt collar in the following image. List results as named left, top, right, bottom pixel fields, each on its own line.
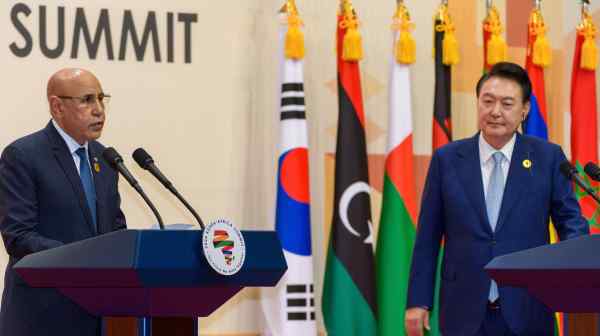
left=479, top=132, right=516, bottom=164
left=52, top=119, right=89, bottom=155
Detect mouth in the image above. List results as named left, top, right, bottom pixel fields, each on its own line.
left=89, top=121, right=104, bottom=130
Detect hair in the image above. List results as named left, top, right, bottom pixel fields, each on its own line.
left=475, top=62, right=532, bottom=104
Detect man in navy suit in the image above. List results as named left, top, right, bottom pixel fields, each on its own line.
left=0, top=68, right=126, bottom=336
left=405, top=62, right=588, bottom=336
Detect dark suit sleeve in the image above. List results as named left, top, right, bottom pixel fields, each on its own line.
left=0, top=145, right=63, bottom=258
left=114, top=179, right=126, bottom=231
left=407, top=150, right=444, bottom=308
left=550, top=146, right=589, bottom=240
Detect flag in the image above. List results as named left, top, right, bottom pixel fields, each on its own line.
left=523, top=7, right=549, bottom=140
left=322, top=1, right=377, bottom=335
left=261, top=2, right=316, bottom=335
left=482, top=5, right=507, bottom=71
left=432, top=4, right=456, bottom=149
left=523, top=7, right=565, bottom=335
left=376, top=4, right=417, bottom=336
left=571, top=12, right=600, bottom=233
left=426, top=5, right=459, bottom=334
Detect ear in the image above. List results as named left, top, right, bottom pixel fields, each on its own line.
left=49, top=96, right=63, bottom=120
left=522, top=101, right=531, bottom=121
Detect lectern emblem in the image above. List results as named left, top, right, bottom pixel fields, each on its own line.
left=202, top=219, right=246, bottom=275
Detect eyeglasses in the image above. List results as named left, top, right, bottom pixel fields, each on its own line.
left=57, top=93, right=111, bottom=107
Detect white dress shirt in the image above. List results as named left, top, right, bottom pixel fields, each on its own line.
left=479, top=133, right=516, bottom=197
left=52, top=119, right=91, bottom=176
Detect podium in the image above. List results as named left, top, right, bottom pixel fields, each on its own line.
left=13, top=229, right=287, bottom=335
left=485, top=234, right=600, bottom=312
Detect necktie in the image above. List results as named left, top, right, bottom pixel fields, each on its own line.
left=76, top=147, right=97, bottom=232
left=486, top=151, right=505, bottom=302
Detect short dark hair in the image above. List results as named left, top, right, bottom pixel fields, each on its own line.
left=475, top=62, right=532, bottom=104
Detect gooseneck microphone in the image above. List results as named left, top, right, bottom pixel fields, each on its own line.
left=560, top=161, right=600, bottom=205
left=102, top=147, right=165, bottom=229
left=132, top=148, right=205, bottom=229
left=584, top=162, right=600, bottom=182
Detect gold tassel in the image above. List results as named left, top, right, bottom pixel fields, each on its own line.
left=487, top=34, right=507, bottom=66
left=532, top=33, right=552, bottom=67
left=284, top=15, right=305, bottom=60
left=396, top=31, right=416, bottom=64
left=340, top=1, right=362, bottom=62
left=581, top=35, right=598, bottom=70
left=393, top=3, right=416, bottom=64
left=434, top=5, right=459, bottom=66
left=343, top=25, right=363, bottom=61
left=484, top=6, right=507, bottom=66
left=443, top=28, right=460, bottom=65
left=578, top=11, right=598, bottom=70
left=529, top=10, right=552, bottom=67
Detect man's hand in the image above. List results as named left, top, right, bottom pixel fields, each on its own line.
left=405, top=307, right=430, bottom=336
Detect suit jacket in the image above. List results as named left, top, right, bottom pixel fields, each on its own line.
left=0, top=121, right=126, bottom=336
left=407, top=133, right=588, bottom=336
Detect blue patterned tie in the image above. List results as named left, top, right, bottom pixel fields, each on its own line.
left=76, top=147, right=97, bottom=232
left=486, top=151, right=504, bottom=302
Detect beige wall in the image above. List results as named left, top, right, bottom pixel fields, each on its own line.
left=2, top=0, right=600, bottom=334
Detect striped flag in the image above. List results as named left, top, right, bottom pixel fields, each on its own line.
left=261, top=3, right=316, bottom=335
left=523, top=7, right=549, bottom=140
left=571, top=12, right=600, bottom=233
left=322, top=1, right=377, bottom=335
left=426, top=4, right=459, bottom=334
left=376, top=4, right=417, bottom=336
left=432, top=4, right=456, bottom=149
left=523, top=7, right=565, bottom=335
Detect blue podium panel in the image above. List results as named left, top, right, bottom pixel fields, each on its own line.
left=14, top=229, right=287, bottom=317
left=485, top=234, right=600, bottom=312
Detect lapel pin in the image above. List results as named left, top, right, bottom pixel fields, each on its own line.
left=522, top=159, right=532, bottom=169
left=93, top=157, right=101, bottom=173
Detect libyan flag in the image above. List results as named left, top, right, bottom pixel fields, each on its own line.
left=321, top=12, right=377, bottom=336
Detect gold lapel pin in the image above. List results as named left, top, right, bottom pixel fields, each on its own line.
left=93, top=157, right=101, bottom=173
left=522, top=159, right=532, bottom=169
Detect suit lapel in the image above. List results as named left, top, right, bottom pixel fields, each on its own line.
left=44, top=122, right=95, bottom=233
left=495, top=134, right=532, bottom=233
left=89, top=144, right=106, bottom=234
left=454, top=134, right=492, bottom=234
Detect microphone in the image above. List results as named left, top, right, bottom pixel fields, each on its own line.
left=584, top=162, right=600, bottom=182
left=102, top=147, right=165, bottom=229
left=132, top=148, right=205, bottom=229
left=559, top=161, right=600, bottom=205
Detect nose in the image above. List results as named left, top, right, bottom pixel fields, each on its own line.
left=490, top=101, right=502, bottom=117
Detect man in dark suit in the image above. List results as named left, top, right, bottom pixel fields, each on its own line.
left=0, top=68, right=126, bottom=336
left=405, top=62, right=589, bottom=336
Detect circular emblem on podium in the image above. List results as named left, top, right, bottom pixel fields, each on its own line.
left=202, top=219, right=246, bottom=275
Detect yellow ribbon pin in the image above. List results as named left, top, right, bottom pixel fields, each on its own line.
left=522, top=159, right=532, bottom=169
left=93, top=158, right=101, bottom=173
